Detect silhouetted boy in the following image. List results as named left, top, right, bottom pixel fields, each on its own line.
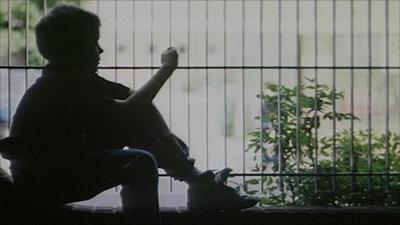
left=6, top=5, right=257, bottom=224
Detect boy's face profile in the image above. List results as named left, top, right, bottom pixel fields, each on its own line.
left=76, top=31, right=103, bottom=72
left=63, top=28, right=103, bottom=72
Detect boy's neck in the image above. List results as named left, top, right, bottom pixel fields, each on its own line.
left=46, top=62, right=97, bottom=74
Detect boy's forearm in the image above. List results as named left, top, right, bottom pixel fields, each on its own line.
left=116, top=47, right=178, bottom=108
left=124, top=65, right=175, bottom=106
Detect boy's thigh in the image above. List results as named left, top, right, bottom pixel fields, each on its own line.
left=11, top=149, right=154, bottom=205
left=67, top=149, right=157, bottom=197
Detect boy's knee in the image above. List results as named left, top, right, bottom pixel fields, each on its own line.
left=124, top=150, right=158, bottom=174
left=137, top=151, right=158, bottom=170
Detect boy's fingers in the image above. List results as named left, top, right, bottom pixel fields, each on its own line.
left=165, top=51, right=178, bottom=58
left=166, top=47, right=177, bottom=53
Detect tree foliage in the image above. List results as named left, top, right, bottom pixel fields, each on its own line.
left=0, top=0, right=80, bottom=66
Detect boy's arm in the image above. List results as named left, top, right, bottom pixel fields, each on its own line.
left=117, top=47, right=178, bottom=107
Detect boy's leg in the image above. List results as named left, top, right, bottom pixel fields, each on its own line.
left=85, top=149, right=159, bottom=219
left=112, top=150, right=159, bottom=214
left=128, top=103, right=200, bottom=180
left=126, top=103, right=259, bottom=211
left=10, top=149, right=160, bottom=223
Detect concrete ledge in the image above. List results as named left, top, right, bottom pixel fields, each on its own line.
left=2, top=205, right=400, bottom=225
left=166, top=206, right=400, bottom=225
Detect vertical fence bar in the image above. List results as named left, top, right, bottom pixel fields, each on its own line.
left=168, top=0, right=173, bottom=192
left=278, top=0, right=283, bottom=200
left=223, top=0, right=227, bottom=169
left=132, top=0, right=135, bottom=88
left=150, top=0, right=154, bottom=76
left=25, top=0, right=29, bottom=90
left=313, top=0, right=319, bottom=193
left=187, top=0, right=191, bottom=152
left=42, top=0, right=47, bottom=66
left=43, top=0, right=47, bottom=18
left=205, top=0, right=209, bottom=170
left=0, top=0, right=1, bottom=69
left=295, top=0, right=301, bottom=194
left=0, top=1, right=2, bottom=71
left=96, top=0, right=100, bottom=86
left=367, top=0, right=373, bottom=191
left=259, top=0, right=264, bottom=194
left=96, top=0, right=99, bottom=16
left=241, top=0, right=246, bottom=189
left=332, top=0, right=337, bottom=194
left=0, top=1, right=1, bottom=71
left=168, top=0, right=172, bottom=131
left=384, top=0, right=390, bottom=191
left=114, top=0, right=118, bottom=82
left=7, top=0, right=11, bottom=131
left=350, top=0, right=355, bottom=192
left=149, top=2, right=155, bottom=192
left=114, top=0, right=119, bottom=193
left=0, top=0, right=2, bottom=167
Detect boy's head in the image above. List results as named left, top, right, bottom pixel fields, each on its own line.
left=35, top=5, right=102, bottom=68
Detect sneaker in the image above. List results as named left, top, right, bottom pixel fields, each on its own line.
left=187, top=168, right=259, bottom=212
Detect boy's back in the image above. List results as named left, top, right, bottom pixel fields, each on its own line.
left=10, top=67, right=131, bottom=157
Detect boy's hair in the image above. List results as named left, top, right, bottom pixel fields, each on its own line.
left=35, top=5, right=101, bottom=62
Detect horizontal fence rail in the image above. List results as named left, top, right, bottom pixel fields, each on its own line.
left=2, top=66, right=400, bottom=70
left=158, top=172, right=400, bottom=177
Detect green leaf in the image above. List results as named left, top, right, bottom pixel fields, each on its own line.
left=245, top=179, right=260, bottom=185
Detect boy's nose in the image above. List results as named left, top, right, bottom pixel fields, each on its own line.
left=96, top=43, right=104, bottom=54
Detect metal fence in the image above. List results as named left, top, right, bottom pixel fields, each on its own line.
left=0, top=0, right=400, bottom=206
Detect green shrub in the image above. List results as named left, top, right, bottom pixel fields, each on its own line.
left=246, top=78, right=400, bottom=206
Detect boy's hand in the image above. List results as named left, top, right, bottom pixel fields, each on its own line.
left=161, top=47, right=178, bottom=71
